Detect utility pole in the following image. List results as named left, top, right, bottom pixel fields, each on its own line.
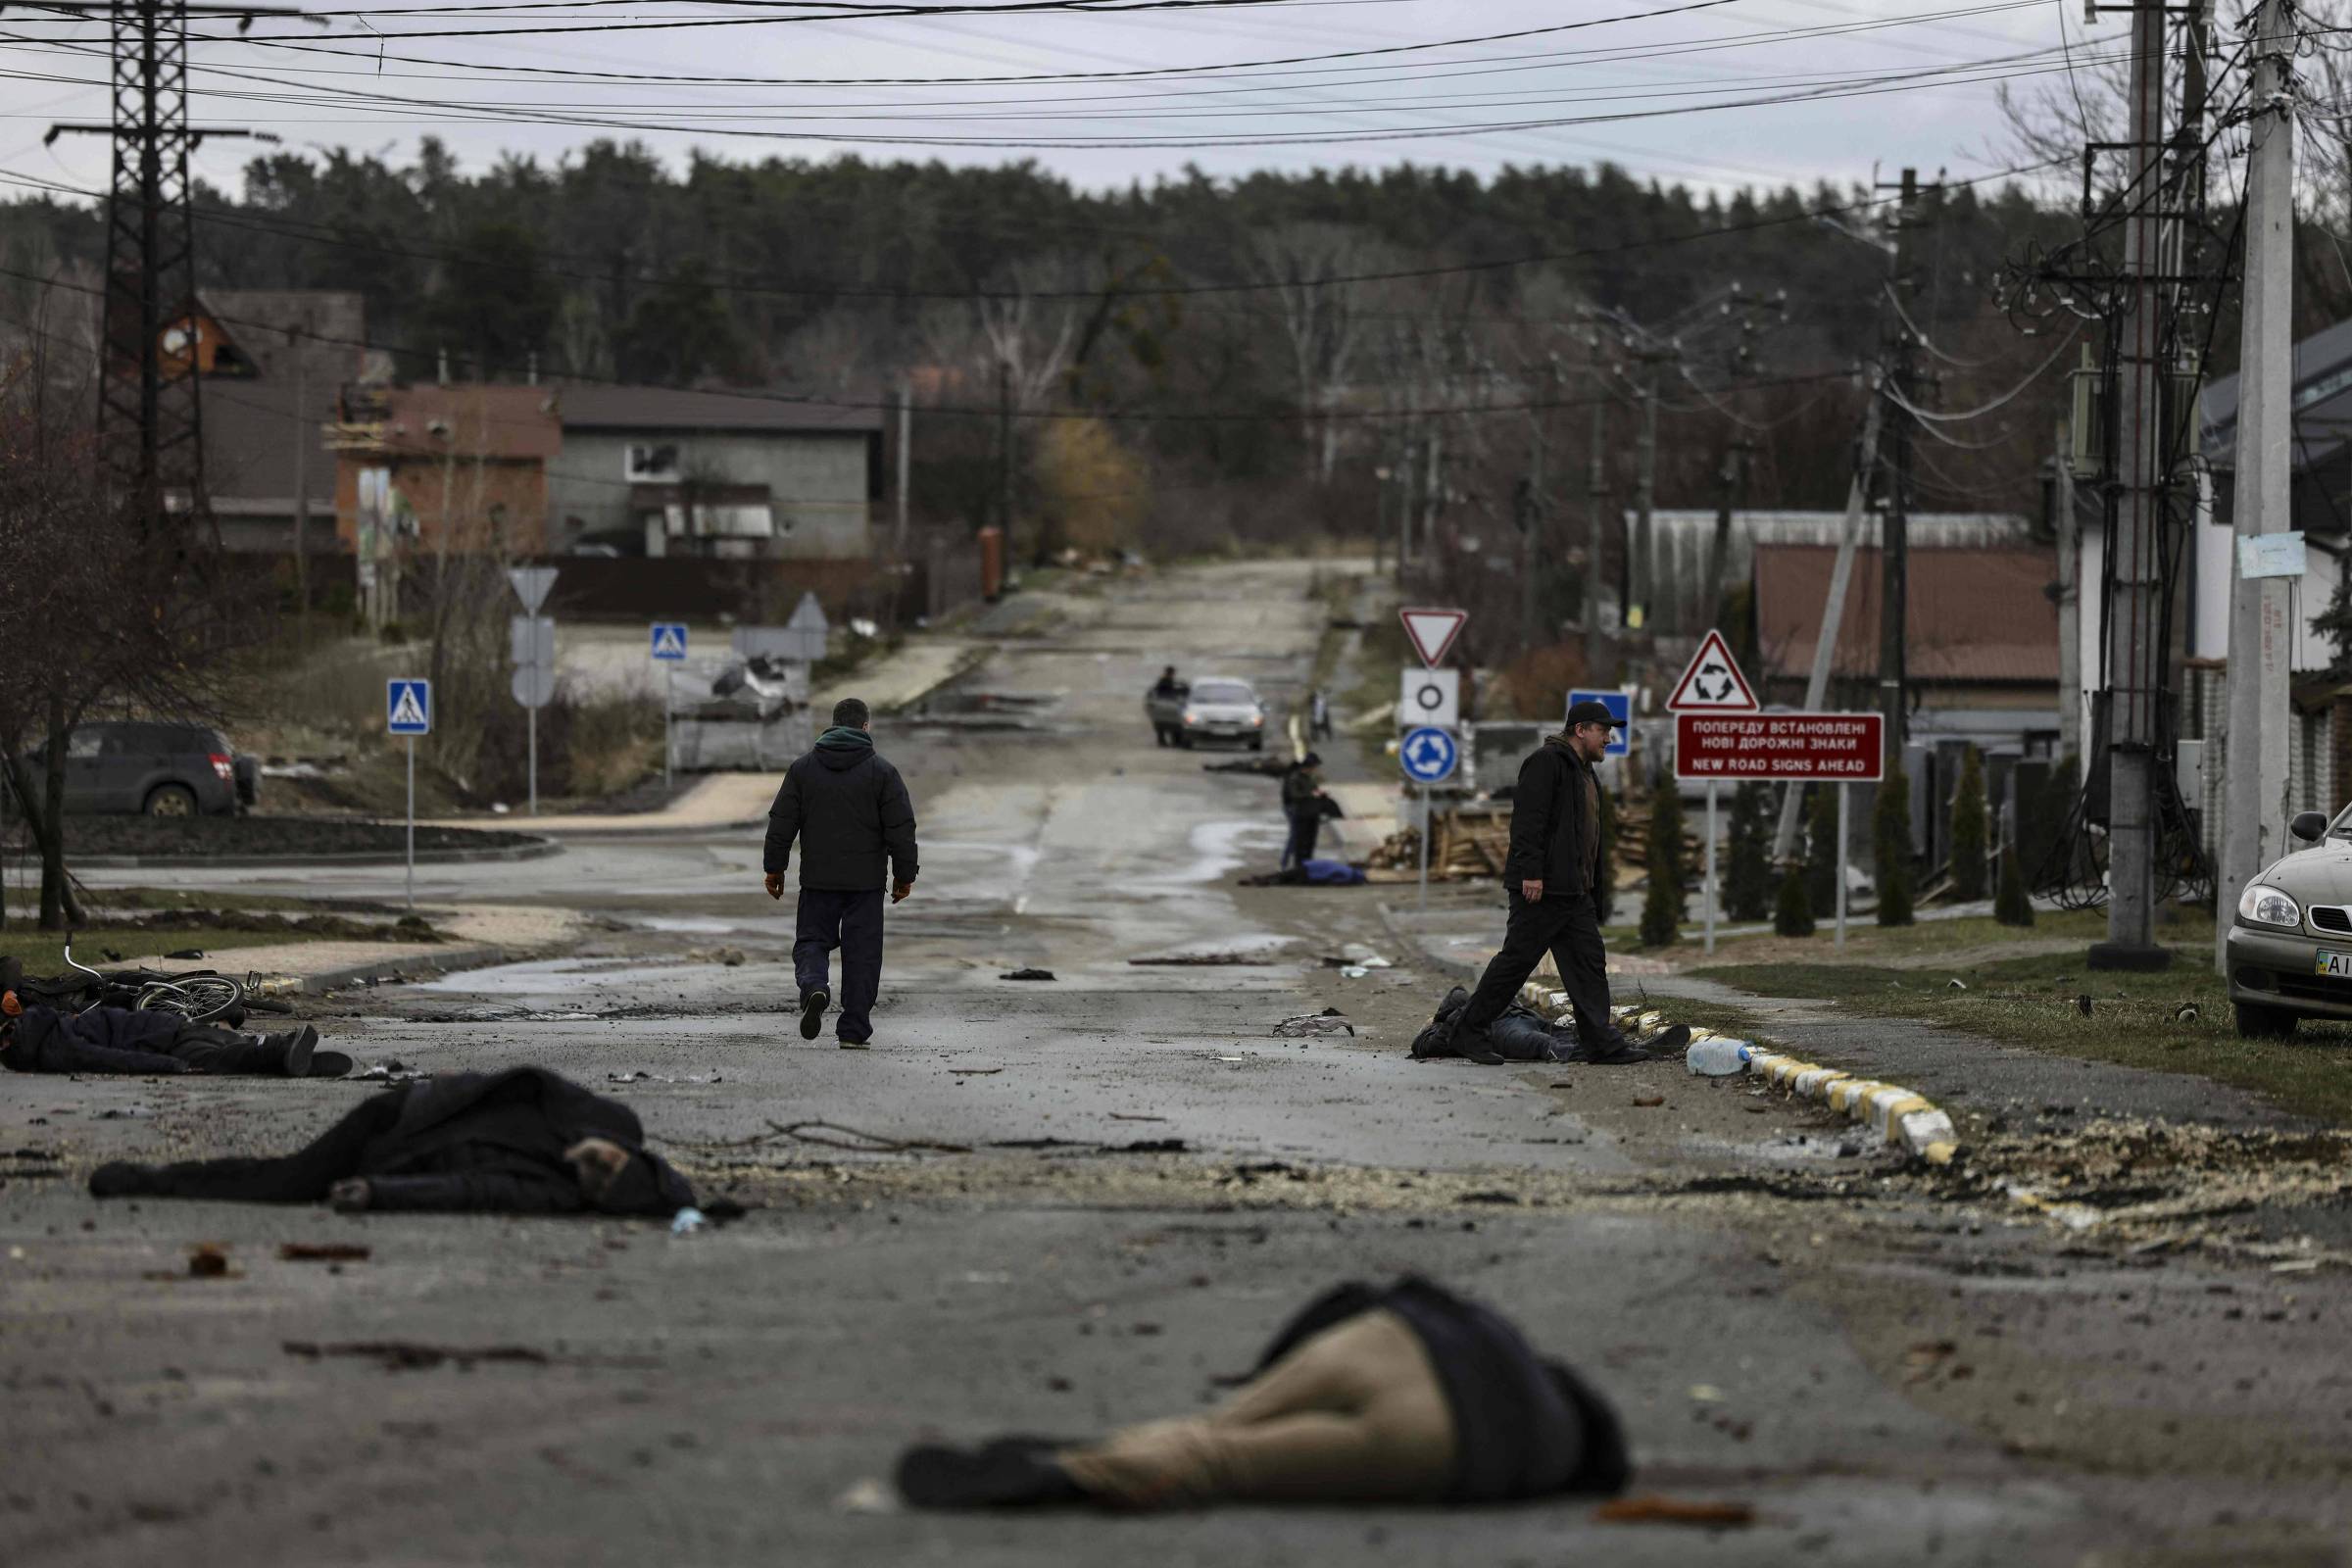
left=1628, top=347, right=1670, bottom=631
left=291, top=336, right=309, bottom=637
left=1879, top=169, right=1929, bottom=773
left=2053, top=410, right=2082, bottom=766
left=996, top=357, right=1013, bottom=545
left=1706, top=435, right=1755, bottom=629
left=895, top=380, right=911, bottom=557
left=1584, top=401, right=1608, bottom=681
left=45, top=0, right=295, bottom=524
left=1518, top=410, right=1546, bottom=650
left=2218, top=0, right=2298, bottom=973
left=1772, top=388, right=1884, bottom=861
left=2092, top=0, right=2173, bottom=971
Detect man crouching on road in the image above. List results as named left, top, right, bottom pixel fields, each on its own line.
left=763, top=698, right=919, bottom=1050
left=1448, top=700, right=1639, bottom=1066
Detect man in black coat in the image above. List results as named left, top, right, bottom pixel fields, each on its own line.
left=1450, top=702, right=1638, bottom=1065
left=88, top=1067, right=696, bottom=1216
left=762, top=697, right=920, bottom=1049
left=1279, top=752, right=1328, bottom=870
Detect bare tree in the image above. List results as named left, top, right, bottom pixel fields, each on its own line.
left=0, top=348, right=249, bottom=927
left=1247, top=222, right=1396, bottom=484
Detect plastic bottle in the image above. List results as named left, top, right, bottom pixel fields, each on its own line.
left=1685, top=1037, right=1751, bottom=1077
left=670, top=1206, right=707, bottom=1235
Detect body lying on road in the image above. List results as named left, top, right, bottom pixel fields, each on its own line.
left=2, top=993, right=345, bottom=1078
left=897, top=1276, right=1630, bottom=1511
left=86, top=1067, right=696, bottom=1217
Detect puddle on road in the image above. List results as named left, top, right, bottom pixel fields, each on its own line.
left=1159, top=818, right=1283, bottom=886
left=623, top=914, right=748, bottom=935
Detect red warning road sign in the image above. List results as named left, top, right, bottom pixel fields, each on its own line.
left=1398, top=607, right=1468, bottom=668
left=1665, top=628, right=1760, bottom=712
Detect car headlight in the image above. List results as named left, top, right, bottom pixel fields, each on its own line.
left=1182, top=710, right=1199, bottom=725
left=1250, top=713, right=1264, bottom=726
left=2239, top=883, right=2302, bottom=929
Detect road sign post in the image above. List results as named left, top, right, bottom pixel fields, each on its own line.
left=1400, top=725, right=1458, bottom=916
left=1398, top=607, right=1468, bottom=668
left=651, top=622, right=689, bottom=792
left=1398, top=667, right=1460, bottom=731
left=507, top=569, right=559, bottom=816
left=1672, top=710, right=1884, bottom=950
left=387, top=679, right=432, bottom=912
left=1837, top=781, right=1849, bottom=953
left=1666, top=631, right=1761, bottom=956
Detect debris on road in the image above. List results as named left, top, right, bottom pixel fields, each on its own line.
left=1274, top=1008, right=1354, bottom=1038
left=1001, top=968, right=1057, bottom=982
left=670, top=1206, right=707, bottom=1235
left=279, top=1243, right=371, bottom=1263
left=186, top=1243, right=233, bottom=1279
left=687, top=947, right=748, bottom=967
left=1128, top=953, right=1278, bottom=966
left=1593, top=1495, right=1755, bottom=1528
left=283, top=1340, right=550, bottom=1372
left=606, top=1069, right=724, bottom=1086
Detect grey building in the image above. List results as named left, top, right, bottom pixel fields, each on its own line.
left=546, top=386, right=884, bottom=560
left=196, top=290, right=368, bottom=556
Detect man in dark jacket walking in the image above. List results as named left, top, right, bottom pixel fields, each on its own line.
left=1450, top=701, right=1638, bottom=1065
left=763, top=697, right=919, bottom=1049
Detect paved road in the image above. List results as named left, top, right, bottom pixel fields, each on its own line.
left=6, top=562, right=2347, bottom=1567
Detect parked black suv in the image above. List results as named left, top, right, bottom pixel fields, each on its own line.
left=15, top=721, right=258, bottom=816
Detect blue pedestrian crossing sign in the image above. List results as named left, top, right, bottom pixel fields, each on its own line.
left=1567, top=689, right=1633, bottom=757
left=1399, top=726, right=1458, bottom=785
left=386, top=678, right=432, bottom=736
left=650, top=621, right=689, bottom=662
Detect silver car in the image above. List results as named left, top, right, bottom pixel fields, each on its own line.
left=2225, top=808, right=2352, bottom=1037
left=1175, top=677, right=1268, bottom=751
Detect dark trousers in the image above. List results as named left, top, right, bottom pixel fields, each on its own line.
left=1282, top=809, right=1321, bottom=870
left=796, top=887, right=886, bottom=1043
left=1457, top=891, right=1623, bottom=1053
left=169, top=1025, right=287, bottom=1075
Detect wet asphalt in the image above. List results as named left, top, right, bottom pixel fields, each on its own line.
left=6, top=562, right=2349, bottom=1568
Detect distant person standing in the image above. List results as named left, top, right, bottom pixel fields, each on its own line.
left=1309, top=687, right=1334, bottom=743
left=1280, top=752, right=1328, bottom=871
left=763, top=698, right=919, bottom=1050
left=1449, top=703, right=1639, bottom=1065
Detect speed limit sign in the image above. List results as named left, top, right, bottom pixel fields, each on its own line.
left=1398, top=667, right=1460, bottom=729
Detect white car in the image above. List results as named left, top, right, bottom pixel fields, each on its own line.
left=2226, top=807, right=2352, bottom=1037
left=1175, top=677, right=1268, bottom=751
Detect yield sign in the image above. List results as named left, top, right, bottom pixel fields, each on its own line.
left=508, top=566, right=558, bottom=613
left=1666, top=628, right=1760, bottom=711
left=1398, top=607, right=1467, bottom=668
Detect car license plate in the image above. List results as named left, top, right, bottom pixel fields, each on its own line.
left=2315, top=950, right=2352, bottom=979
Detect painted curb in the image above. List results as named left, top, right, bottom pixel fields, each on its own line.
left=1512, top=980, right=1962, bottom=1167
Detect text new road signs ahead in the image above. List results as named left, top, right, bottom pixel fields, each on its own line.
left=386, top=678, right=432, bottom=736
left=1674, top=711, right=1884, bottom=782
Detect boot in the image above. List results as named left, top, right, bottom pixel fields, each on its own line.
left=263, top=1025, right=320, bottom=1077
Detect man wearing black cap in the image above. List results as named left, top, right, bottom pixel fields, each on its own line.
left=1279, top=751, right=1328, bottom=870
left=1450, top=701, right=1640, bottom=1065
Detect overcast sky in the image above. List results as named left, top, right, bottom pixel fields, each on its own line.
left=0, top=1, right=2121, bottom=205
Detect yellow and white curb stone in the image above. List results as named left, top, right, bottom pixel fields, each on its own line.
left=1515, top=983, right=1962, bottom=1166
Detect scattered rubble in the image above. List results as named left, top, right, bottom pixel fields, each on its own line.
left=1273, top=1008, right=1355, bottom=1038
left=1001, top=968, right=1057, bottom=982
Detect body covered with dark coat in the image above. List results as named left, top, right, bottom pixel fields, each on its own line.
left=2, top=1004, right=193, bottom=1075
left=89, top=1068, right=697, bottom=1216
left=1254, top=1276, right=1629, bottom=1502
left=763, top=727, right=919, bottom=891
left=1501, top=734, right=1602, bottom=898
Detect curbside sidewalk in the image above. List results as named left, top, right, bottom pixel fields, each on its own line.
left=1512, top=980, right=1963, bottom=1166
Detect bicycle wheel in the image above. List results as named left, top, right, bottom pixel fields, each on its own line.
left=136, top=975, right=244, bottom=1026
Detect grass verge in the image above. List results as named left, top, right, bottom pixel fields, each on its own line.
left=0, top=926, right=351, bottom=971
left=1695, top=947, right=2352, bottom=1123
